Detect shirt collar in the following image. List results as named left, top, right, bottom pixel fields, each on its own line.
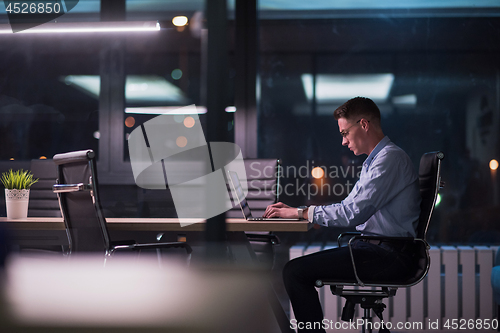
left=363, top=136, right=391, bottom=169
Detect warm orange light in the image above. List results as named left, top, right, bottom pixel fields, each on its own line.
left=9, top=158, right=14, bottom=161
left=39, top=156, right=47, bottom=160
left=183, top=116, right=195, bottom=128
left=125, top=116, right=136, bottom=128
left=176, top=136, right=187, bottom=147
left=490, top=159, right=499, bottom=171
left=172, top=16, right=188, bottom=27
left=311, top=167, right=325, bottom=179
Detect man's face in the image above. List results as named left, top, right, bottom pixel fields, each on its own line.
left=338, top=117, right=366, bottom=156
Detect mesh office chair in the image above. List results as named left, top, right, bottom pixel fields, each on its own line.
left=315, top=151, right=444, bottom=333
left=52, top=149, right=191, bottom=259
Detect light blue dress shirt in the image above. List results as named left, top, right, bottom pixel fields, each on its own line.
left=308, top=136, right=421, bottom=238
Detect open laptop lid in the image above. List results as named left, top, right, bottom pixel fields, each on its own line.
left=227, top=170, right=253, bottom=219
left=228, top=170, right=301, bottom=221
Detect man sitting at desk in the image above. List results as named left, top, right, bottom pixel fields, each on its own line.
left=263, top=96, right=421, bottom=332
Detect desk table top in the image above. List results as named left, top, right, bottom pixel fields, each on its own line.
left=0, top=217, right=310, bottom=232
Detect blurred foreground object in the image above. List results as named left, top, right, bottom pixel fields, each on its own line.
left=1, top=254, right=276, bottom=333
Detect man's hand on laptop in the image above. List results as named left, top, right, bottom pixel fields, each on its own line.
left=263, top=202, right=301, bottom=219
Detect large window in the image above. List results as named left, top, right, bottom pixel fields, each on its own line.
left=2, top=1, right=500, bottom=238
left=0, top=1, right=208, bottom=217
left=258, top=5, right=500, bottom=244
left=0, top=36, right=100, bottom=161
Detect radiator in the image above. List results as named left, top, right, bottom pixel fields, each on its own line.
left=289, top=244, right=498, bottom=332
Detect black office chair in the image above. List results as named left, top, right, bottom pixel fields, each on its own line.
left=227, top=158, right=282, bottom=268
left=28, top=159, right=62, bottom=217
left=315, top=151, right=444, bottom=333
left=52, top=149, right=192, bottom=260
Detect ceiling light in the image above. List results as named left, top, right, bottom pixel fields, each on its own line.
left=125, top=106, right=207, bottom=115
left=125, top=106, right=237, bottom=115
left=301, top=73, right=394, bottom=103
left=0, top=21, right=160, bottom=34
left=392, top=94, right=417, bottom=106
left=62, top=75, right=187, bottom=104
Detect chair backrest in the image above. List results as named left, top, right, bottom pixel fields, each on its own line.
left=53, top=150, right=110, bottom=254
left=416, top=151, right=444, bottom=240
left=226, top=158, right=280, bottom=218
left=376, top=151, right=444, bottom=286
left=28, top=159, right=62, bottom=217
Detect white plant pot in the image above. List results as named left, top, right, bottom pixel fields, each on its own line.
left=5, top=189, right=30, bottom=219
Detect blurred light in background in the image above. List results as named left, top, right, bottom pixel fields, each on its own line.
left=125, top=116, right=136, bottom=128
left=311, top=167, right=325, bottom=179
left=171, top=69, right=183, bottom=80
left=183, top=116, right=195, bottom=128
left=176, top=136, right=188, bottom=147
left=490, top=159, right=498, bottom=171
left=172, top=16, right=188, bottom=27
left=435, top=193, right=442, bottom=207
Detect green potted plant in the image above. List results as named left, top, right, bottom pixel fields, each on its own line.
left=1, top=169, right=38, bottom=219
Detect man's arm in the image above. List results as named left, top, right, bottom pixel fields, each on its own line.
left=263, top=151, right=416, bottom=225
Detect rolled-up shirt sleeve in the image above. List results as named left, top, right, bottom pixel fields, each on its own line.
left=307, top=205, right=315, bottom=222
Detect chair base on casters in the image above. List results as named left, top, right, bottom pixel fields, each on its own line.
left=330, top=285, right=395, bottom=333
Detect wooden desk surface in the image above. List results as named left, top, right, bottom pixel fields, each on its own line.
left=0, top=217, right=310, bottom=232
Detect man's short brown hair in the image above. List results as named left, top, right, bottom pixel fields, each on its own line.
left=334, top=97, right=381, bottom=124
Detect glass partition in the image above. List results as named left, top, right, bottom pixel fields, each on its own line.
left=258, top=3, right=500, bottom=244
left=0, top=38, right=99, bottom=161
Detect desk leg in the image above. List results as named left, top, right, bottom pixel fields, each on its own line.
left=226, top=231, right=258, bottom=263
left=226, top=231, right=294, bottom=333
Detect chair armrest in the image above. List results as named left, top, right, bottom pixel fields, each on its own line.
left=110, top=240, right=136, bottom=247
left=347, top=235, right=428, bottom=249
left=125, top=241, right=193, bottom=255
left=345, top=235, right=419, bottom=287
left=53, top=183, right=92, bottom=193
left=337, top=232, right=361, bottom=247
left=245, top=233, right=281, bottom=245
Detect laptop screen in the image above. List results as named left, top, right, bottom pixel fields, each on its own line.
left=227, top=171, right=252, bottom=219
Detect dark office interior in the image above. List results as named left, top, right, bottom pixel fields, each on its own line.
left=1, top=1, right=499, bottom=244
left=0, top=1, right=500, bottom=331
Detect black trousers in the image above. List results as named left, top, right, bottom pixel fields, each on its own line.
left=283, top=240, right=414, bottom=333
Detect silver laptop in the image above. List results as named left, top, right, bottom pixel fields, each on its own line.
left=227, top=170, right=300, bottom=221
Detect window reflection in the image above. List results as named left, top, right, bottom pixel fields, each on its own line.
left=0, top=53, right=99, bottom=160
